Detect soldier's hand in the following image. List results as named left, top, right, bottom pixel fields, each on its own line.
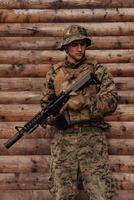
left=47, top=115, right=56, bottom=126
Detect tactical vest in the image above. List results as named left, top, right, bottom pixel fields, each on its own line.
left=52, top=61, right=100, bottom=124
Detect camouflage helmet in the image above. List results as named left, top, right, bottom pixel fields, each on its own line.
left=60, top=25, right=91, bottom=50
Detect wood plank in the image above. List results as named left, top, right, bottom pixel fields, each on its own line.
left=0, top=9, right=134, bottom=23
left=0, top=155, right=133, bottom=173
left=0, top=190, right=133, bottom=200
left=0, top=49, right=134, bottom=64
left=1, top=138, right=134, bottom=155
left=0, top=0, right=133, bottom=9
left=0, top=172, right=132, bottom=190
left=0, top=23, right=134, bottom=37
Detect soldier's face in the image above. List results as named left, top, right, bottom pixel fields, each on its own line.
left=66, top=39, right=87, bottom=63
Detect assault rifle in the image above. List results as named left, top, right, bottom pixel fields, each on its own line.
left=4, top=71, right=100, bottom=149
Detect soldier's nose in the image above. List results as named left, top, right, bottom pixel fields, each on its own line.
left=77, top=44, right=82, bottom=51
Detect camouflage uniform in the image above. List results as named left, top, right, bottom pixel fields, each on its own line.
left=41, top=25, right=118, bottom=200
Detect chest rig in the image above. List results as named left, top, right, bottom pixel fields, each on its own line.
left=53, top=60, right=99, bottom=98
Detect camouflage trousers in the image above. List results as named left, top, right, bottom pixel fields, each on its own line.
left=48, top=127, right=117, bottom=200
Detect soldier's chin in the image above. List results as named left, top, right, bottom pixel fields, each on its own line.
left=75, top=55, right=83, bottom=61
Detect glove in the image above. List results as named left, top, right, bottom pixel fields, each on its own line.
left=47, top=115, right=56, bottom=126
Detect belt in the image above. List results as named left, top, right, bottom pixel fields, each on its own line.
left=60, top=123, right=101, bottom=134
left=60, top=121, right=110, bottom=134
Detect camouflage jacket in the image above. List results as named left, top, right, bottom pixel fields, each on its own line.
left=40, top=58, right=118, bottom=128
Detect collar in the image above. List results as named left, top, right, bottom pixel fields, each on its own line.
left=64, top=56, right=87, bottom=68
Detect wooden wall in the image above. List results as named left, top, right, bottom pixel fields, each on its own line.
left=0, top=0, right=134, bottom=199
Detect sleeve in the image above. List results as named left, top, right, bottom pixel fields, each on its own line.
left=40, top=65, right=56, bottom=106
left=87, top=64, right=119, bottom=119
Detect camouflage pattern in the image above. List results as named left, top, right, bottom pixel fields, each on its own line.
left=48, top=128, right=117, bottom=200
left=40, top=34, right=118, bottom=199
left=41, top=57, right=118, bottom=200
left=60, top=25, right=91, bottom=50
left=41, top=59, right=118, bottom=127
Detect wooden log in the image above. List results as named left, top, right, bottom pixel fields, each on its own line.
left=0, top=36, right=134, bottom=50
left=106, top=122, right=134, bottom=139
left=78, top=190, right=134, bottom=200
left=0, top=49, right=134, bottom=64
left=0, top=122, right=50, bottom=139
left=0, top=64, right=50, bottom=77
left=106, top=104, right=134, bottom=121
left=110, top=155, right=134, bottom=173
left=114, top=78, right=134, bottom=91
left=0, top=190, right=133, bottom=200
left=0, top=0, right=133, bottom=9
left=0, top=63, right=134, bottom=77
left=0, top=139, right=51, bottom=155
left=118, top=91, right=134, bottom=104
left=0, top=172, right=132, bottom=190
left=0, top=155, right=51, bottom=173
left=0, top=78, right=44, bottom=91
left=0, top=173, right=48, bottom=190
left=104, top=63, right=134, bottom=77
left=0, top=90, right=133, bottom=104
left=0, top=155, right=50, bottom=173
left=90, top=36, right=134, bottom=50
left=0, top=155, right=133, bottom=173
left=108, top=139, right=134, bottom=155
left=0, top=91, right=41, bottom=104
left=0, top=77, right=133, bottom=91
left=0, top=121, right=134, bottom=139
left=0, top=190, right=52, bottom=200
left=112, top=173, right=134, bottom=190
left=0, top=37, right=61, bottom=50
left=0, top=104, right=133, bottom=122
left=113, top=190, right=134, bottom=200
left=0, top=23, right=134, bottom=37
left=0, top=9, right=134, bottom=23
left=1, top=138, right=134, bottom=155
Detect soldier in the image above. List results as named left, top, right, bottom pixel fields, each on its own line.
left=40, top=25, right=118, bottom=200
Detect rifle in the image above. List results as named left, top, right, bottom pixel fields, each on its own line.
left=4, top=71, right=100, bottom=149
